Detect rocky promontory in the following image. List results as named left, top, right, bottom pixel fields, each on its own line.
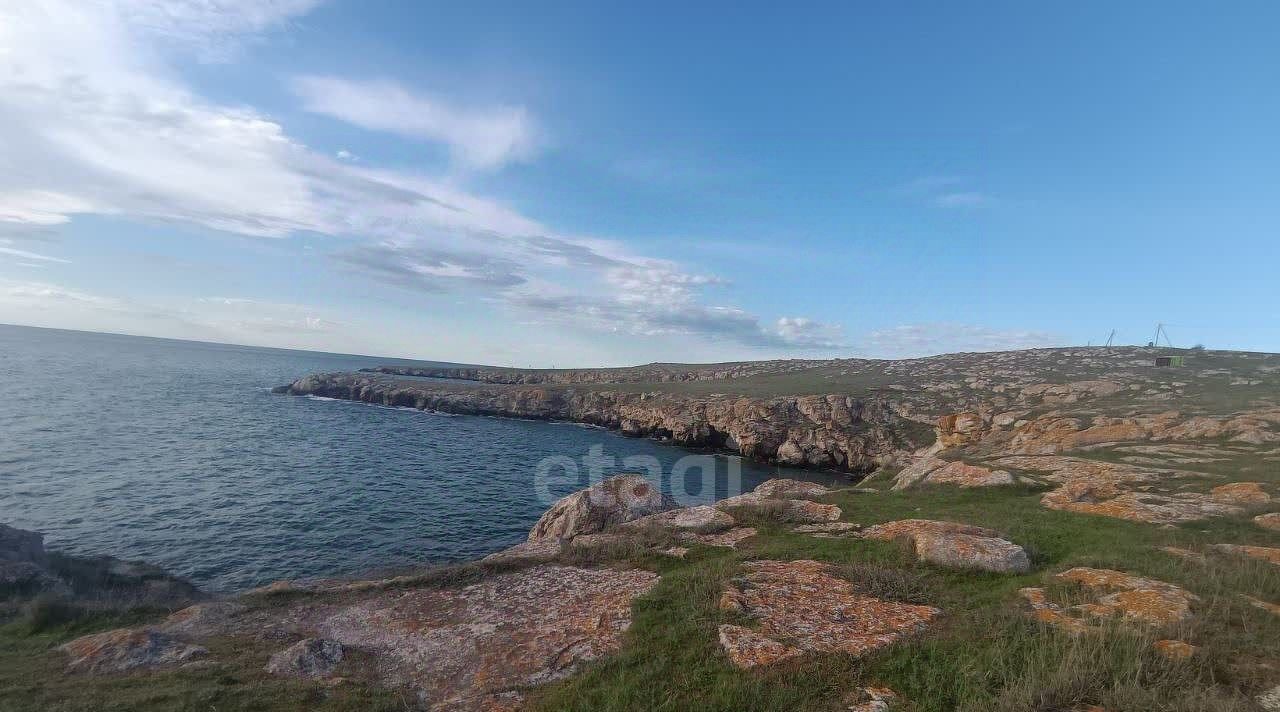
left=276, top=372, right=927, bottom=473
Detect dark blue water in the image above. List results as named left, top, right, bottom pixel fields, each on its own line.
left=0, top=324, right=836, bottom=592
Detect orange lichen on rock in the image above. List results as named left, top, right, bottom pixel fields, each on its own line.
left=716, top=624, right=802, bottom=669
left=863, top=519, right=1030, bottom=573
left=717, top=559, right=939, bottom=668
left=892, top=458, right=1014, bottom=490
left=1210, top=482, right=1272, bottom=505
left=1153, top=639, right=1197, bottom=660
left=316, top=565, right=659, bottom=709
left=60, top=628, right=207, bottom=674
left=683, top=527, right=758, bottom=549
left=1020, top=568, right=1198, bottom=633
left=996, top=455, right=1254, bottom=524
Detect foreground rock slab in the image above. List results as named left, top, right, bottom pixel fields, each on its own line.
left=862, top=519, right=1030, bottom=573
left=1020, top=567, right=1198, bottom=634
left=61, top=628, right=207, bottom=674
left=717, top=559, right=939, bottom=668
left=265, top=638, right=345, bottom=679
left=317, top=565, right=659, bottom=709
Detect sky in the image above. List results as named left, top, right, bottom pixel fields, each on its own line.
left=0, top=1, right=1277, bottom=366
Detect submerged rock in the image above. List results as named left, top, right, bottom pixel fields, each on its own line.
left=717, top=559, right=939, bottom=668
left=528, top=475, right=677, bottom=542
left=61, top=628, right=207, bottom=674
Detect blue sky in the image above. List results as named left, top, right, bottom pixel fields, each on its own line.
left=0, top=1, right=1276, bottom=365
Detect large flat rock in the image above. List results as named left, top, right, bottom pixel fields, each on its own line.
left=717, top=559, right=939, bottom=668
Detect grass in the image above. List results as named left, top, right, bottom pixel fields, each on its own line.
left=526, top=484, right=1278, bottom=711
left=4, top=475, right=1276, bottom=710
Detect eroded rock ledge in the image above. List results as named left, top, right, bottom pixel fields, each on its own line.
left=277, top=372, right=927, bottom=474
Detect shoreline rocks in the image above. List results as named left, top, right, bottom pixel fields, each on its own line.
left=277, top=373, right=926, bottom=475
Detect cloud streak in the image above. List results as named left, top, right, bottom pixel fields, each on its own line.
left=290, top=76, right=538, bottom=171
left=0, top=0, right=840, bottom=354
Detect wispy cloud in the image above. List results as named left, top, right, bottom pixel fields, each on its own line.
left=859, top=323, right=1060, bottom=358
left=0, top=0, right=837, bottom=354
left=0, top=240, right=69, bottom=264
left=290, top=76, right=538, bottom=171
left=935, top=191, right=990, bottom=208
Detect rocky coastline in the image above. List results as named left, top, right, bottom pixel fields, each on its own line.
left=275, top=371, right=930, bottom=474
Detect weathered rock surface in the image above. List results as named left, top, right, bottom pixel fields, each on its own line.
left=313, top=565, right=658, bottom=709
left=1256, top=513, right=1280, bottom=531
left=1211, top=544, right=1280, bottom=565
left=846, top=686, right=898, bottom=712
left=1153, top=639, right=1197, bottom=660
left=793, top=522, right=862, bottom=538
left=622, top=504, right=736, bottom=532
left=481, top=540, right=564, bottom=565
left=992, top=456, right=1259, bottom=524
left=749, top=478, right=832, bottom=499
left=528, top=475, right=677, bottom=542
left=892, top=457, right=1015, bottom=490
left=1021, top=567, right=1198, bottom=633
left=862, top=519, right=1029, bottom=573
left=61, top=628, right=207, bottom=674
left=682, top=527, right=758, bottom=549
left=717, top=560, right=939, bottom=668
left=265, top=638, right=345, bottom=679
left=280, top=373, right=926, bottom=474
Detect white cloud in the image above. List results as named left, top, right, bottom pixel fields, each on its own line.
left=860, top=323, right=1060, bottom=358
left=935, top=192, right=989, bottom=208
left=0, top=0, right=837, bottom=354
left=290, top=76, right=537, bottom=171
left=0, top=240, right=69, bottom=263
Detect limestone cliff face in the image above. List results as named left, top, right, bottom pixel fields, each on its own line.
left=281, top=373, right=928, bottom=473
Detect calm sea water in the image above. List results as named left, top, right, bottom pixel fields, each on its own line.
left=0, top=325, right=836, bottom=592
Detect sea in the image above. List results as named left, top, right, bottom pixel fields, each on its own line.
left=0, top=324, right=840, bottom=592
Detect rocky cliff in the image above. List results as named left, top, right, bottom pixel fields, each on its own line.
left=278, top=372, right=929, bottom=473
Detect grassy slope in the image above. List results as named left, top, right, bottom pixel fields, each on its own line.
left=7, top=346, right=1279, bottom=710
left=531, top=482, right=1280, bottom=711
left=3, top=482, right=1276, bottom=711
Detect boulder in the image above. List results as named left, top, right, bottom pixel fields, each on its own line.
left=265, top=638, right=344, bottom=679
left=61, top=628, right=207, bottom=674
left=750, top=478, right=830, bottom=499
left=862, top=520, right=1029, bottom=574
left=528, top=475, right=677, bottom=542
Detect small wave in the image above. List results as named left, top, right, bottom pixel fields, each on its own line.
left=302, top=394, right=458, bottom=417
